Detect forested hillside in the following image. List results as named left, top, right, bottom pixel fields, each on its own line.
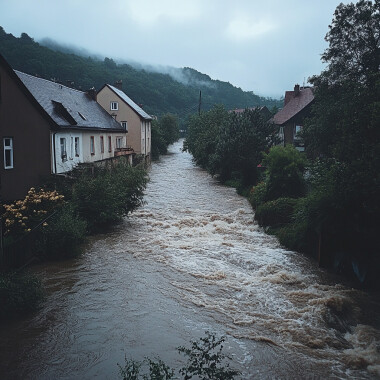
left=0, top=27, right=281, bottom=118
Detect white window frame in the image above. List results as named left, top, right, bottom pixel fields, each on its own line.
left=60, top=137, right=67, bottom=161
left=110, top=101, right=118, bottom=111
left=116, top=136, right=123, bottom=149
left=3, top=137, right=13, bottom=169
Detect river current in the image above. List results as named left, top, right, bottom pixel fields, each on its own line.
left=1, top=140, right=379, bottom=379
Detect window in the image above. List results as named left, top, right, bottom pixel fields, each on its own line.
left=110, top=101, right=118, bottom=111
left=121, top=121, right=128, bottom=131
left=294, top=125, right=302, bottom=141
left=116, top=136, right=123, bottom=149
left=60, top=137, right=67, bottom=161
left=108, top=136, right=112, bottom=152
left=279, top=127, right=285, bottom=145
left=3, top=137, right=13, bottom=169
left=90, top=136, right=95, bottom=155
left=100, top=136, right=104, bottom=153
left=74, top=137, right=80, bottom=156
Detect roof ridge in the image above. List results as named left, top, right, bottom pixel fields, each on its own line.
left=15, top=70, right=85, bottom=94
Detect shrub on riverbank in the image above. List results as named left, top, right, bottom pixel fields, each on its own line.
left=72, top=159, right=148, bottom=233
left=0, top=272, right=43, bottom=320
left=255, top=197, right=298, bottom=227
left=40, top=204, right=87, bottom=259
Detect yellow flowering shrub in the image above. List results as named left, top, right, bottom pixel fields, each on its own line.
left=2, top=187, right=64, bottom=237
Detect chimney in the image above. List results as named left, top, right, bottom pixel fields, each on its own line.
left=87, top=87, right=97, bottom=101
left=114, top=80, right=123, bottom=90
left=294, top=84, right=300, bottom=96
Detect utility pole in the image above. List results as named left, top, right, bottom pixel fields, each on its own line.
left=198, top=90, right=202, bottom=115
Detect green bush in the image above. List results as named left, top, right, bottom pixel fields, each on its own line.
left=72, top=159, right=148, bottom=233
left=0, top=272, right=43, bottom=320
left=248, top=181, right=267, bottom=209
left=41, top=204, right=87, bottom=259
left=255, top=197, right=298, bottom=227
left=262, top=145, right=307, bottom=201
left=276, top=221, right=315, bottom=254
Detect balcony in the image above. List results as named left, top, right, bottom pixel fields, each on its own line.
left=114, top=146, right=134, bottom=157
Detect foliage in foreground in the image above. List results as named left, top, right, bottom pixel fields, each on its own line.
left=0, top=272, right=43, bottom=320
left=118, top=331, right=240, bottom=380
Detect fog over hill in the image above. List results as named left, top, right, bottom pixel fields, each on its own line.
left=0, top=27, right=282, bottom=118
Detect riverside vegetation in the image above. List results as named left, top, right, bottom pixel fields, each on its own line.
left=185, top=0, right=380, bottom=288
left=0, top=158, right=148, bottom=319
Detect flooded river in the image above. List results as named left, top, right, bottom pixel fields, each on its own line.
left=1, top=140, right=380, bottom=379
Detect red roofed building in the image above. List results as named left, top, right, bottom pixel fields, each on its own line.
left=273, top=84, right=314, bottom=151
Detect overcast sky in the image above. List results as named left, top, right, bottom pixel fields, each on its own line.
left=0, top=0, right=350, bottom=98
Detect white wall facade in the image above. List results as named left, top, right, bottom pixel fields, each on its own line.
left=52, top=130, right=127, bottom=173
left=52, top=131, right=83, bottom=174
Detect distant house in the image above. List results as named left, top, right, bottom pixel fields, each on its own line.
left=230, top=106, right=272, bottom=121
left=0, top=54, right=129, bottom=201
left=273, top=85, right=314, bottom=151
left=97, top=82, right=152, bottom=161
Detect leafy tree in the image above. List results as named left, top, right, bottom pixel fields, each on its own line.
left=184, top=105, right=229, bottom=170
left=210, top=108, right=278, bottom=186
left=151, top=119, right=168, bottom=160
left=159, top=113, right=180, bottom=146
left=302, top=0, right=380, bottom=281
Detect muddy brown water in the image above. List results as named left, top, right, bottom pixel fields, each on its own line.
left=1, top=140, right=380, bottom=379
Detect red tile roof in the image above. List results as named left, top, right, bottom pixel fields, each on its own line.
left=273, top=87, right=314, bottom=125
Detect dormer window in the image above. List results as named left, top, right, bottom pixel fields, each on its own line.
left=78, top=111, right=87, bottom=120
left=110, top=101, right=118, bottom=111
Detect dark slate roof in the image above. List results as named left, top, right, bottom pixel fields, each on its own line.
left=16, top=71, right=125, bottom=131
left=273, top=87, right=314, bottom=125
left=105, top=84, right=152, bottom=121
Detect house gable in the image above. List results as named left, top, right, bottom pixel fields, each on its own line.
left=97, top=84, right=152, bottom=157
left=0, top=54, right=52, bottom=200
